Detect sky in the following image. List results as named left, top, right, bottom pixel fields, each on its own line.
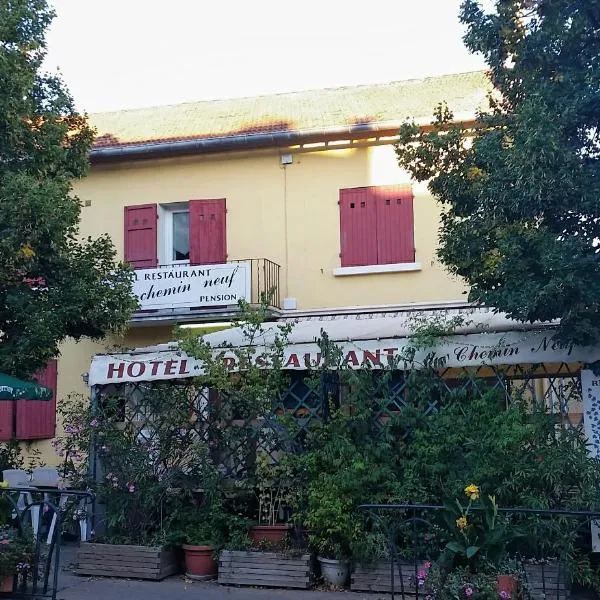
left=44, top=0, right=488, bottom=115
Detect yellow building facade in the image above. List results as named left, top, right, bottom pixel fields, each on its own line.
left=28, top=72, right=496, bottom=463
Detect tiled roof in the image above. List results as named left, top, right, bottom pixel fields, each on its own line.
left=90, top=71, right=490, bottom=151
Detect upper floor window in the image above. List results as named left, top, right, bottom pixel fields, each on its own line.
left=161, top=204, right=190, bottom=264
left=124, top=199, right=227, bottom=269
left=339, top=184, right=414, bottom=267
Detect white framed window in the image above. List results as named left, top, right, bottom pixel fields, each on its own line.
left=159, top=203, right=190, bottom=265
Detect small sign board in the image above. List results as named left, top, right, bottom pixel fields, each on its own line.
left=133, top=262, right=251, bottom=311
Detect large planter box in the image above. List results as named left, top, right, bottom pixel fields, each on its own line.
left=351, top=560, right=569, bottom=599
left=75, top=542, right=180, bottom=580
left=351, top=561, right=418, bottom=594
left=218, top=550, right=311, bottom=589
left=524, top=561, right=570, bottom=600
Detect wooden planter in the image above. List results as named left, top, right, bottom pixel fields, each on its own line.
left=218, top=550, right=311, bottom=589
left=351, top=560, right=569, bottom=599
left=524, top=561, right=570, bottom=600
left=75, top=542, right=180, bottom=580
left=351, top=561, right=419, bottom=594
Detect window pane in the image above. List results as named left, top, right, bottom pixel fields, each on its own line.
left=172, top=212, right=190, bottom=261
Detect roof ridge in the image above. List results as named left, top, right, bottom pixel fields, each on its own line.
left=90, top=70, right=487, bottom=117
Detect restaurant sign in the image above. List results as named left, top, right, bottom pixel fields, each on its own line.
left=88, top=328, right=600, bottom=386
left=133, top=263, right=251, bottom=310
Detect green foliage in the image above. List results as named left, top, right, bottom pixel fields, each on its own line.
left=0, top=0, right=137, bottom=377
left=396, top=390, right=600, bottom=511
left=178, top=299, right=293, bottom=516
left=395, top=1, right=600, bottom=346
left=439, top=486, right=524, bottom=570
left=55, top=388, right=221, bottom=546
left=425, top=564, right=502, bottom=600
left=163, top=500, right=227, bottom=549
left=0, top=525, right=35, bottom=578
left=294, top=345, right=406, bottom=561
left=0, top=441, right=44, bottom=477
left=255, top=451, right=293, bottom=526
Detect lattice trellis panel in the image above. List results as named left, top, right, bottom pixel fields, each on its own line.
left=91, top=362, right=585, bottom=479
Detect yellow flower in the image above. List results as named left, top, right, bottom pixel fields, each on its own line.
left=20, top=244, right=35, bottom=259
left=466, top=166, right=485, bottom=181
left=456, top=516, right=468, bottom=530
left=464, top=484, right=480, bottom=500
left=0, top=481, right=9, bottom=489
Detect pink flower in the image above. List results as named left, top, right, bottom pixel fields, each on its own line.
left=64, top=424, right=80, bottom=435
left=1, top=539, right=9, bottom=545
left=465, top=587, right=473, bottom=597
left=499, top=592, right=511, bottom=600
left=22, top=276, right=46, bottom=288
left=89, top=418, right=99, bottom=428
left=127, top=483, right=135, bottom=493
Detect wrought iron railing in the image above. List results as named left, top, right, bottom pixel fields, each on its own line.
left=231, top=258, right=281, bottom=308
left=358, top=503, right=600, bottom=600
left=0, top=487, right=94, bottom=600
left=133, top=258, right=281, bottom=318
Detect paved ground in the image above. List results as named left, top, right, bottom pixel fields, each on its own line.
left=55, top=546, right=387, bottom=600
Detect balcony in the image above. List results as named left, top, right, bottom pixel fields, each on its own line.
left=130, top=258, right=281, bottom=326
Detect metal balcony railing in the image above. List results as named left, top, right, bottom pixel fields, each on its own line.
left=131, top=258, right=281, bottom=324
left=231, top=258, right=281, bottom=308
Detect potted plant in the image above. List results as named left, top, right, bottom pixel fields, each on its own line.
left=438, top=484, right=525, bottom=594
left=165, top=500, right=226, bottom=581
left=180, top=521, right=218, bottom=581
left=0, top=525, right=34, bottom=592
left=426, top=564, right=502, bottom=600
left=304, top=478, right=358, bottom=587
left=249, top=453, right=291, bottom=546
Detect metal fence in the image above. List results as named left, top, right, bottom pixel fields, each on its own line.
left=358, top=503, right=600, bottom=600
left=0, top=487, right=93, bottom=600
left=231, top=258, right=281, bottom=308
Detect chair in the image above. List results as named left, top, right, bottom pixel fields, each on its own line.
left=2, top=469, right=40, bottom=538
left=30, top=467, right=59, bottom=487
left=34, top=468, right=88, bottom=544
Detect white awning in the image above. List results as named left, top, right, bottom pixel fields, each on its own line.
left=200, top=307, right=552, bottom=349
left=87, top=308, right=596, bottom=387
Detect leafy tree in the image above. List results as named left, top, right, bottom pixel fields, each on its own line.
left=0, top=0, right=137, bottom=377
left=396, top=1, right=600, bottom=345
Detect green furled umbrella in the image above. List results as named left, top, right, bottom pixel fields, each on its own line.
left=0, top=373, right=52, bottom=401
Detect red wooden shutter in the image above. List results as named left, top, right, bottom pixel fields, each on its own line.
left=189, top=199, right=227, bottom=265
left=124, top=204, right=158, bottom=269
left=16, top=360, right=58, bottom=440
left=0, top=403, right=14, bottom=441
left=375, top=185, right=415, bottom=264
left=339, top=187, right=378, bottom=267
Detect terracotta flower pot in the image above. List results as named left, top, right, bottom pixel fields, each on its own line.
left=182, top=544, right=217, bottom=580
left=249, top=524, right=289, bottom=545
left=496, top=574, right=519, bottom=598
